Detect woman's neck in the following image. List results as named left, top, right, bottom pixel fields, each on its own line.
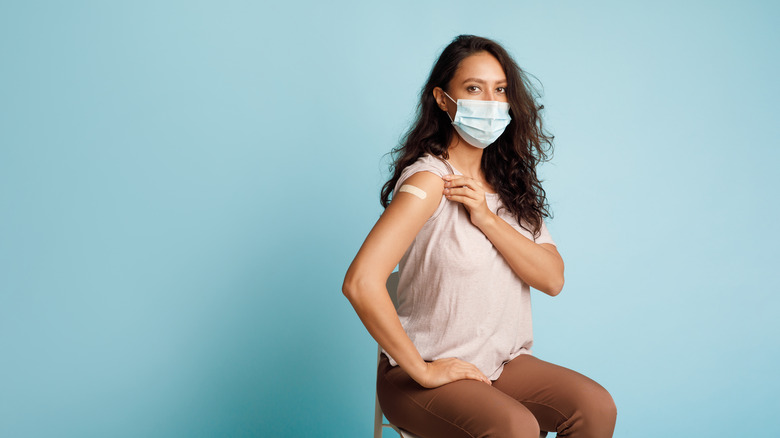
left=446, top=137, right=484, bottom=179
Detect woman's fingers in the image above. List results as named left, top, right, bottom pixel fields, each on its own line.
left=444, top=188, right=480, bottom=210
left=443, top=194, right=473, bottom=205
left=445, top=180, right=475, bottom=191
left=463, top=369, right=492, bottom=385
left=441, top=175, right=493, bottom=228
left=420, top=358, right=492, bottom=388
left=469, top=372, right=492, bottom=385
left=442, top=175, right=484, bottom=205
left=454, top=360, right=490, bottom=384
left=444, top=186, right=477, bottom=198
left=442, top=174, right=481, bottom=189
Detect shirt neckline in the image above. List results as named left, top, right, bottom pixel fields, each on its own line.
left=442, top=158, right=499, bottom=197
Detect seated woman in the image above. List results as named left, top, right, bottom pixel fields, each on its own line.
left=343, top=35, right=617, bottom=438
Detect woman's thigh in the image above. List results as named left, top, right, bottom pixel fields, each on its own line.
left=377, top=354, right=541, bottom=438
left=492, top=354, right=617, bottom=438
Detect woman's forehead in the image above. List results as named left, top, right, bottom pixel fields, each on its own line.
left=453, top=52, right=507, bottom=83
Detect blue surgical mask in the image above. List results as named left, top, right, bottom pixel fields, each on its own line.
left=444, top=91, right=511, bottom=149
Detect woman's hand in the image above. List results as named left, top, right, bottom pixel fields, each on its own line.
left=442, top=175, right=494, bottom=228
left=413, top=357, right=492, bottom=388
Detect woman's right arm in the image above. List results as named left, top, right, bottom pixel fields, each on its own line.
left=342, top=171, right=492, bottom=388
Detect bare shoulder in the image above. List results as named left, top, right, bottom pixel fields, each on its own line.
left=397, top=171, right=445, bottom=197
left=387, top=171, right=444, bottom=218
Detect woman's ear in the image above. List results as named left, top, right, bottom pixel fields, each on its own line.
left=432, top=87, right=449, bottom=112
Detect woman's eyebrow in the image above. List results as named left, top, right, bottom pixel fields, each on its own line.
left=461, top=77, right=508, bottom=85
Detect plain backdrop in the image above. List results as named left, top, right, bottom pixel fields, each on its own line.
left=1, top=1, right=778, bottom=437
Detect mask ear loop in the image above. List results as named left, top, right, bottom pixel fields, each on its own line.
left=443, top=91, right=457, bottom=104
left=439, top=91, right=460, bottom=167
left=442, top=91, right=457, bottom=122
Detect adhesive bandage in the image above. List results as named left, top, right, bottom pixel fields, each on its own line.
left=398, top=184, right=427, bottom=200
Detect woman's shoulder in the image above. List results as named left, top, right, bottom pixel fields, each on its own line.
left=391, top=154, right=451, bottom=204
left=400, top=153, right=452, bottom=179
left=392, top=154, right=450, bottom=222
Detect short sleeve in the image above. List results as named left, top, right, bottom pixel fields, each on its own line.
left=393, top=154, right=451, bottom=196
left=391, top=154, right=451, bottom=221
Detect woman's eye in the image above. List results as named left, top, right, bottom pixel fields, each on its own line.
left=467, top=86, right=481, bottom=92
left=496, top=87, right=507, bottom=94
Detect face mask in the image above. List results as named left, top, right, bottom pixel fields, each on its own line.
left=444, top=91, right=511, bottom=149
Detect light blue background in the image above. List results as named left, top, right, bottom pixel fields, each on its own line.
left=1, top=1, right=778, bottom=437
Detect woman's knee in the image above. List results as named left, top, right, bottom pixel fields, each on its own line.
left=494, top=407, right=540, bottom=438
left=579, top=383, right=617, bottom=435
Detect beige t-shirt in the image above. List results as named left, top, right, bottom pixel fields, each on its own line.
left=383, top=154, right=556, bottom=380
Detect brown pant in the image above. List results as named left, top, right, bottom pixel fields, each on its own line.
left=377, top=353, right=617, bottom=438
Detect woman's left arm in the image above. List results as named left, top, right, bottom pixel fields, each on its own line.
left=443, top=174, right=564, bottom=296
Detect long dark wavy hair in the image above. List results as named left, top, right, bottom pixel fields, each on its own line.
left=380, top=35, right=554, bottom=236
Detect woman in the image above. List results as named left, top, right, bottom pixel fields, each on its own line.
left=343, top=35, right=617, bottom=438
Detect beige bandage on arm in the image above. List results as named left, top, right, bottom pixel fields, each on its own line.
left=398, top=184, right=427, bottom=200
